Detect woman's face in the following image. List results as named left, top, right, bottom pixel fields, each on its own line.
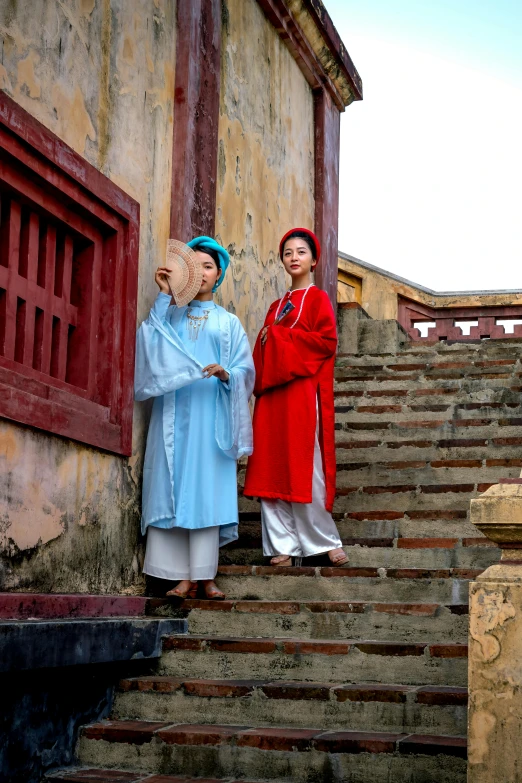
left=281, top=238, right=315, bottom=278
left=195, top=250, right=221, bottom=294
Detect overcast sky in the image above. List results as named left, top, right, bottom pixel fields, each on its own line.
left=326, top=0, right=522, bottom=292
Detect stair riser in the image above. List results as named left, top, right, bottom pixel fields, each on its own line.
left=335, top=410, right=522, bottom=422
left=334, top=393, right=521, bottom=405
left=158, top=649, right=467, bottom=686
left=221, top=546, right=497, bottom=570
left=336, top=465, right=520, bottom=486
left=333, top=492, right=474, bottom=514
left=78, top=737, right=467, bottom=783
left=333, top=446, right=522, bottom=462
left=212, top=574, right=471, bottom=602
left=334, top=378, right=518, bottom=392
left=112, top=691, right=467, bottom=735
left=335, top=425, right=522, bottom=442
left=235, top=517, right=486, bottom=540
left=185, top=608, right=468, bottom=642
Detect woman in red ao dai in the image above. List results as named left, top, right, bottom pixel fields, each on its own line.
left=244, top=228, right=347, bottom=566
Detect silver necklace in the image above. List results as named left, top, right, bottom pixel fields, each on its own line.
left=186, top=307, right=210, bottom=341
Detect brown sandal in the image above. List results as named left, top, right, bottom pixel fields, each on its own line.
left=270, top=555, right=292, bottom=567
left=166, top=581, right=198, bottom=599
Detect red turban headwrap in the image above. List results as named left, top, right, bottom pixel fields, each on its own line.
left=279, top=228, right=321, bottom=262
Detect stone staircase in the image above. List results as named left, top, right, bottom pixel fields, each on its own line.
left=46, top=337, right=522, bottom=783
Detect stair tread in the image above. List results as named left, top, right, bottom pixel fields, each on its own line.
left=161, top=634, right=468, bottom=657
left=46, top=770, right=251, bottom=782
left=159, top=598, right=468, bottom=614
left=119, top=676, right=468, bottom=705
left=80, top=719, right=467, bottom=757
left=216, top=564, right=483, bottom=579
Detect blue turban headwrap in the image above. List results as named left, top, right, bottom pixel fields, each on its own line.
left=187, top=236, right=230, bottom=292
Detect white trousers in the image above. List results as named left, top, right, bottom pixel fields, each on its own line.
left=143, top=525, right=220, bottom=581
left=261, top=432, right=342, bottom=558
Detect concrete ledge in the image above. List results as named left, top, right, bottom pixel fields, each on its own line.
left=0, top=618, right=186, bottom=672
left=0, top=593, right=151, bottom=620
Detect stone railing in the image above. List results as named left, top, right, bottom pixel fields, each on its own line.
left=468, top=477, right=522, bottom=782
left=398, top=298, right=522, bottom=342
left=337, top=252, right=522, bottom=343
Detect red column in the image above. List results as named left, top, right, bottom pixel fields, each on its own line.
left=170, top=0, right=222, bottom=241
left=314, top=88, right=341, bottom=313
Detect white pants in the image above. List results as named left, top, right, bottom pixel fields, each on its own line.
left=143, top=525, right=220, bottom=581
left=261, top=432, right=342, bottom=558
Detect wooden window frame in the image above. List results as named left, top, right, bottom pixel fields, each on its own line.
left=0, top=92, right=139, bottom=456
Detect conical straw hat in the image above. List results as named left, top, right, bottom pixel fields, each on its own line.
left=165, top=239, right=203, bottom=307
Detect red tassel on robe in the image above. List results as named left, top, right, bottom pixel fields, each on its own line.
left=244, top=286, right=337, bottom=511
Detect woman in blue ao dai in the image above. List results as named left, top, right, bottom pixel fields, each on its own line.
left=135, top=237, right=254, bottom=599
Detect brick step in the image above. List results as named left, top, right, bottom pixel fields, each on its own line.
left=221, top=541, right=497, bottom=570
left=334, top=389, right=522, bottom=404
left=236, top=510, right=481, bottom=537
left=46, top=770, right=253, bottom=782
left=333, top=439, right=522, bottom=459
left=160, top=599, right=468, bottom=643
left=0, top=593, right=150, bottom=620
left=334, top=371, right=519, bottom=386
left=336, top=462, right=522, bottom=482
left=335, top=419, right=522, bottom=436
left=114, top=677, right=467, bottom=736
left=332, top=487, right=485, bottom=514
left=334, top=371, right=519, bottom=385
left=158, top=635, right=467, bottom=686
left=212, top=566, right=475, bottom=603
left=233, top=513, right=492, bottom=541
left=77, top=720, right=467, bottom=783
left=335, top=406, right=522, bottom=423
left=335, top=355, right=521, bottom=372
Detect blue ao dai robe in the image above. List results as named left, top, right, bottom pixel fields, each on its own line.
left=135, top=293, right=255, bottom=546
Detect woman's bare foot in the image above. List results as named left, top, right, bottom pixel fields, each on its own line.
left=166, top=580, right=197, bottom=598
left=328, top=548, right=349, bottom=566
left=201, top=579, right=226, bottom=600
left=270, top=555, right=292, bottom=566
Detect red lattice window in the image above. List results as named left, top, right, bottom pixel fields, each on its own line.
left=0, top=92, right=139, bottom=455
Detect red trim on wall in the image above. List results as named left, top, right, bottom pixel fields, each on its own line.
left=0, top=91, right=139, bottom=456
left=304, top=0, right=363, bottom=100
left=170, top=0, right=221, bottom=241
left=256, top=0, right=347, bottom=111
left=314, top=88, right=341, bottom=312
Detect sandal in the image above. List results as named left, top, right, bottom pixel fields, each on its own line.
left=328, top=548, right=349, bottom=566
left=270, top=555, right=292, bottom=567
left=203, top=581, right=226, bottom=600
left=166, top=581, right=198, bottom=599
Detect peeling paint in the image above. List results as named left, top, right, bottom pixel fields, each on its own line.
left=468, top=709, right=496, bottom=765
left=470, top=587, right=515, bottom=662
left=16, top=49, right=41, bottom=99
left=51, top=83, right=96, bottom=155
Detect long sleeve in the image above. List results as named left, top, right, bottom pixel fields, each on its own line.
left=134, top=293, right=204, bottom=401
left=254, top=290, right=337, bottom=395
left=216, top=315, right=255, bottom=459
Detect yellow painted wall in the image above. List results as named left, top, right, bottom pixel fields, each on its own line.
left=0, top=0, right=319, bottom=593
left=338, top=254, right=522, bottom=320
left=215, top=0, right=315, bottom=341
left=0, top=0, right=176, bottom=592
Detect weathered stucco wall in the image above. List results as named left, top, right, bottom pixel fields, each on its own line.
left=0, top=0, right=176, bottom=592
left=215, top=0, right=315, bottom=341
